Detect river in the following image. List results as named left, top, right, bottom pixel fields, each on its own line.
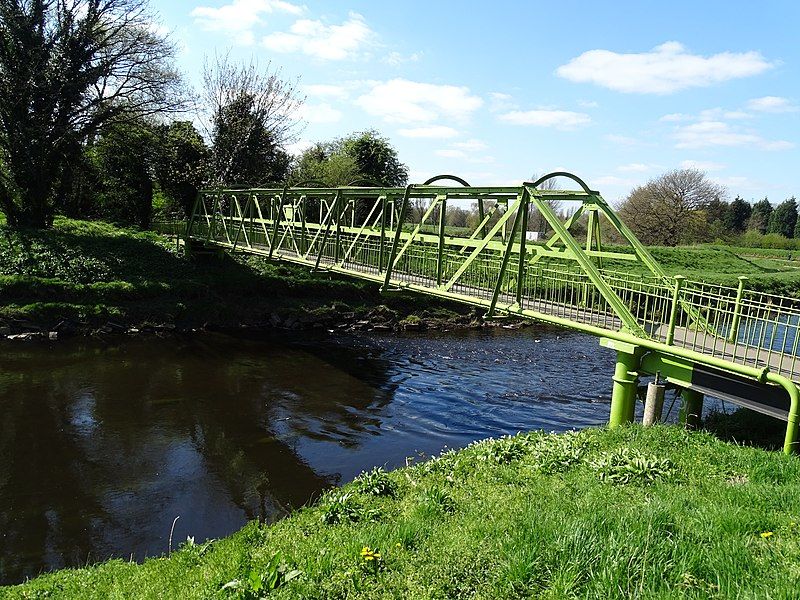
left=0, top=325, right=631, bottom=584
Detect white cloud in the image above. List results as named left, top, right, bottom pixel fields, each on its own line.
left=617, top=163, right=652, bottom=173
left=397, top=126, right=459, bottom=139
left=498, top=109, right=591, bottom=130
left=604, top=134, right=640, bottom=146
left=383, top=51, right=423, bottom=66
left=262, top=12, right=375, bottom=60
left=557, top=41, right=774, bottom=94
left=286, top=139, right=313, bottom=156
left=488, top=92, right=516, bottom=113
left=192, top=0, right=302, bottom=44
left=662, top=108, right=751, bottom=122
left=303, top=84, right=349, bottom=100
left=357, top=79, right=483, bottom=124
left=578, top=100, right=599, bottom=108
left=299, top=103, right=342, bottom=124
left=593, top=175, right=637, bottom=187
left=673, top=121, right=794, bottom=150
left=747, top=96, right=798, bottom=113
left=680, top=160, right=726, bottom=171
left=452, top=139, right=487, bottom=151
left=436, top=149, right=467, bottom=159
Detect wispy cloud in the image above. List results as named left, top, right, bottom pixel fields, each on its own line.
left=262, top=12, right=375, bottom=60
left=191, top=0, right=302, bottom=45
left=357, top=79, right=483, bottom=124
left=557, top=42, right=774, bottom=94
left=498, top=109, right=590, bottom=130
left=397, top=126, right=459, bottom=139
left=673, top=121, right=793, bottom=150
left=746, top=96, right=798, bottom=113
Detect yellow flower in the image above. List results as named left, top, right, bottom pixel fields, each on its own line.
left=395, top=543, right=402, bottom=548
left=760, top=531, right=774, bottom=539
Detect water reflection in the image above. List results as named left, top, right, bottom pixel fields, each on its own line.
left=0, top=327, right=614, bottom=584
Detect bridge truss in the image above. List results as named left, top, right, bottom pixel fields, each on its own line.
left=179, top=172, right=800, bottom=453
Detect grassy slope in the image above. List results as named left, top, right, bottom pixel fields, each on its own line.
left=0, top=218, right=460, bottom=327
left=5, top=426, right=800, bottom=599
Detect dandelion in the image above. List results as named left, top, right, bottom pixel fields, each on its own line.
left=395, top=542, right=402, bottom=549
left=760, top=531, right=774, bottom=539
left=360, top=546, right=381, bottom=561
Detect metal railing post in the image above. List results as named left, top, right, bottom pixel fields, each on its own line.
left=727, top=276, right=748, bottom=344
left=666, top=275, right=686, bottom=345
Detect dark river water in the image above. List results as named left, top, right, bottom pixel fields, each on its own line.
left=0, top=326, right=624, bottom=584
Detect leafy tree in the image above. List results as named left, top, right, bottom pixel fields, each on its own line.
left=725, top=196, right=752, bottom=233
left=339, top=130, right=408, bottom=187
left=202, top=54, right=302, bottom=186
left=154, top=121, right=209, bottom=216
left=767, top=197, right=798, bottom=238
left=749, top=198, right=773, bottom=234
left=91, top=118, right=157, bottom=228
left=0, top=0, right=183, bottom=228
left=617, top=168, right=725, bottom=246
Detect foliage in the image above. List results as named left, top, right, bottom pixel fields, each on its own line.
left=767, top=197, right=798, bottom=238
left=726, top=196, right=752, bottom=233
left=617, top=168, right=725, bottom=246
left=10, top=426, right=800, bottom=599
left=749, top=197, right=773, bottom=234
left=201, top=54, right=301, bottom=186
left=291, top=130, right=408, bottom=188
left=353, top=467, right=397, bottom=498
left=91, top=118, right=158, bottom=228
left=0, top=0, right=183, bottom=228
left=154, top=122, right=209, bottom=217
left=592, top=448, right=676, bottom=485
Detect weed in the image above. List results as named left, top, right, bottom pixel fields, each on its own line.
left=592, top=448, right=676, bottom=485
left=353, top=467, right=397, bottom=498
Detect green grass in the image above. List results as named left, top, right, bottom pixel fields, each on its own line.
left=0, top=217, right=463, bottom=327
left=5, top=426, right=800, bottom=598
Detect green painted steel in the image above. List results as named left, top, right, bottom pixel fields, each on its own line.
left=173, top=172, right=800, bottom=453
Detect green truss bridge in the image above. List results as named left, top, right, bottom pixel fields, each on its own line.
left=171, top=172, right=800, bottom=453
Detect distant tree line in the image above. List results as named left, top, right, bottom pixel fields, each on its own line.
left=616, top=168, right=799, bottom=247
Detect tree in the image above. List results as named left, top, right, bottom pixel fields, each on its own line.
left=202, top=54, right=302, bottom=186
left=528, top=175, right=561, bottom=234
left=767, top=197, right=797, bottom=238
left=725, top=196, right=752, bottom=233
left=0, top=0, right=183, bottom=228
left=339, top=130, right=408, bottom=187
left=92, top=117, right=157, bottom=228
left=749, top=198, right=773, bottom=234
left=617, top=168, right=725, bottom=246
left=154, top=121, right=209, bottom=217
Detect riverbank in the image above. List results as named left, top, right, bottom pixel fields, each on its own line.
left=5, top=425, right=800, bottom=598
left=0, top=218, right=491, bottom=340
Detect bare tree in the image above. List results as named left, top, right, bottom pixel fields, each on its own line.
left=0, top=0, right=185, bottom=227
left=528, top=174, right=562, bottom=234
left=617, top=168, right=726, bottom=246
left=200, top=53, right=304, bottom=185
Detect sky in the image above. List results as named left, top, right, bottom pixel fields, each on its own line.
left=152, top=0, right=800, bottom=204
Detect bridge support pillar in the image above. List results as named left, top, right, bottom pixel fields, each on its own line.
left=679, top=388, right=704, bottom=430
left=604, top=340, right=642, bottom=428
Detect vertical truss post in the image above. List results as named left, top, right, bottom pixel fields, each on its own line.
left=379, top=196, right=387, bottom=269
left=314, top=190, right=342, bottom=271
left=515, top=193, right=530, bottom=304
left=334, top=196, right=343, bottom=262
left=478, top=197, right=487, bottom=238
left=299, top=196, right=308, bottom=255
left=666, top=275, right=686, bottom=345
left=728, top=276, right=748, bottom=343
left=436, top=195, right=447, bottom=286
left=268, top=187, right=288, bottom=259
left=382, top=185, right=412, bottom=291
left=487, top=190, right=527, bottom=316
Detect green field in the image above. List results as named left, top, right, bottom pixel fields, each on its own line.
left=5, top=425, right=800, bottom=598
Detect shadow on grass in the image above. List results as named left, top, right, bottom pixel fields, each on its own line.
left=703, top=408, right=787, bottom=451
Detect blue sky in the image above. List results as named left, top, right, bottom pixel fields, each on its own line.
left=152, top=0, right=799, bottom=204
